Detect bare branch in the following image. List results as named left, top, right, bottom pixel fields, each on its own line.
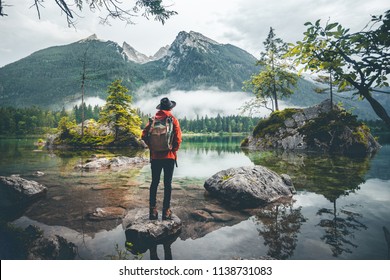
left=30, top=0, right=45, bottom=20
left=0, top=0, right=10, bottom=16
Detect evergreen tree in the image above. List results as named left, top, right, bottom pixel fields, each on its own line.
left=244, top=27, right=298, bottom=112
left=99, top=79, right=142, bottom=141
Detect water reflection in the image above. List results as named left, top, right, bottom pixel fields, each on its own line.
left=125, top=230, right=180, bottom=260
left=244, top=149, right=376, bottom=258
left=182, top=135, right=244, bottom=154
left=1, top=137, right=389, bottom=260
left=316, top=202, right=367, bottom=257
left=245, top=150, right=370, bottom=202
left=252, top=200, right=307, bottom=259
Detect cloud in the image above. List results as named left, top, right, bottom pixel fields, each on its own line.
left=217, top=0, right=389, bottom=56
left=134, top=88, right=289, bottom=119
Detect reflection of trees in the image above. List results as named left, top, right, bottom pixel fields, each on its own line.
left=317, top=202, right=367, bottom=257
left=246, top=149, right=373, bottom=258
left=254, top=201, right=306, bottom=259
left=245, top=150, right=371, bottom=202
left=182, top=136, right=243, bottom=154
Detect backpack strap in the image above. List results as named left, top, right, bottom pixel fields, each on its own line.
left=148, top=117, right=156, bottom=137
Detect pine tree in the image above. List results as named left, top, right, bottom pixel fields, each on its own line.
left=244, top=27, right=298, bottom=112
left=99, top=79, right=142, bottom=142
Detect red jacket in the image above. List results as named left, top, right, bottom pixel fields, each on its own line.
left=142, top=110, right=182, bottom=160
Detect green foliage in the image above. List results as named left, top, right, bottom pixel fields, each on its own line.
left=287, top=10, right=390, bottom=127
left=73, top=104, right=100, bottom=123
left=100, top=79, right=142, bottom=141
left=178, top=115, right=259, bottom=134
left=244, top=27, right=298, bottom=112
left=53, top=80, right=142, bottom=147
left=0, top=106, right=63, bottom=136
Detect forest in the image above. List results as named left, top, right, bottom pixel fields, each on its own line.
left=0, top=105, right=260, bottom=136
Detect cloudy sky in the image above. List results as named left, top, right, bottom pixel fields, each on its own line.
left=0, top=0, right=388, bottom=67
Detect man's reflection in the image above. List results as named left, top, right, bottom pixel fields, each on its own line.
left=125, top=231, right=179, bottom=260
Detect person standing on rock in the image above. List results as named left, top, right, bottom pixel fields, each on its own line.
left=142, top=97, right=182, bottom=220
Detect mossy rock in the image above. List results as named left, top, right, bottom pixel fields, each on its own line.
left=245, top=100, right=381, bottom=157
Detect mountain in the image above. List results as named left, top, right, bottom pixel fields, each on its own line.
left=0, top=31, right=258, bottom=109
left=1, top=31, right=388, bottom=121
left=161, top=31, right=258, bottom=91
left=122, top=43, right=169, bottom=64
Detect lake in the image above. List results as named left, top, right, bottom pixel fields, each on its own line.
left=0, top=135, right=389, bottom=260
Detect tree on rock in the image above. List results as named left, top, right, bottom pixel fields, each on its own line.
left=100, top=79, right=142, bottom=142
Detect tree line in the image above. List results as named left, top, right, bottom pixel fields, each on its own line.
left=179, top=115, right=259, bottom=133
left=0, top=105, right=260, bottom=136
left=0, top=107, right=66, bottom=136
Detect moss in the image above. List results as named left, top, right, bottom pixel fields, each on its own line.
left=240, top=137, right=249, bottom=147
left=253, top=108, right=300, bottom=138
left=298, top=109, right=370, bottom=155
left=222, top=174, right=233, bottom=181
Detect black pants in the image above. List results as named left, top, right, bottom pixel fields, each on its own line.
left=149, top=159, right=175, bottom=210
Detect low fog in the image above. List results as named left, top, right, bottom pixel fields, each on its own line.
left=134, top=89, right=290, bottom=119
left=70, top=89, right=290, bottom=119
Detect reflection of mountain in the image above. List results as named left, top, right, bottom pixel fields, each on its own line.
left=253, top=200, right=306, bottom=259
left=245, top=150, right=371, bottom=202
left=317, top=202, right=367, bottom=257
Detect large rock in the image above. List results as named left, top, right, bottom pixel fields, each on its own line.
left=75, top=156, right=149, bottom=171
left=242, top=100, right=381, bottom=156
left=0, top=175, right=47, bottom=206
left=122, top=208, right=182, bottom=243
left=204, top=166, right=295, bottom=208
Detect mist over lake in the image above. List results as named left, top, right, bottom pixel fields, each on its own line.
left=71, top=89, right=290, bottom=119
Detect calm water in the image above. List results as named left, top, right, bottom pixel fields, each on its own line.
left=0, top=135, right=389, bottom=260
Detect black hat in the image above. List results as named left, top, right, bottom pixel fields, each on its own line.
left=156, top=97, right=176, bottom=110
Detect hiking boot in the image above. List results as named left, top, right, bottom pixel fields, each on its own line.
left=149, top=207, right=158, bottom=220
left=162, top=208, right=172, bottom=220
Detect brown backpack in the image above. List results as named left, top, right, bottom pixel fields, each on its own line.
left=147, top=116, right=174, bottom=152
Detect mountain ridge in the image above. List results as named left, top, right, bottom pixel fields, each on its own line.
left=0, top=31, right=258, bottom=108
left=1, top=31, right=388, bottom=121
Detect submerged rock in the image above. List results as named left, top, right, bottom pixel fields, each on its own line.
left=75, top=156, right=149, bottom=171
left=122, top=208, right=182, bottom=243
left=87, top=206, right=126, bottom=221
left=0, top=175, right=47, bottom=205
left=204, top=166, right=295, bottom=208
left=242, top=99, right=381, bottom=156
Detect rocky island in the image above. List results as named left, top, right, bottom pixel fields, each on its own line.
left=241, top=100, right=381, bottom=156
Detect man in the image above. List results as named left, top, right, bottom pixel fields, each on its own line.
left=142, top=97, right=182, bottom=220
